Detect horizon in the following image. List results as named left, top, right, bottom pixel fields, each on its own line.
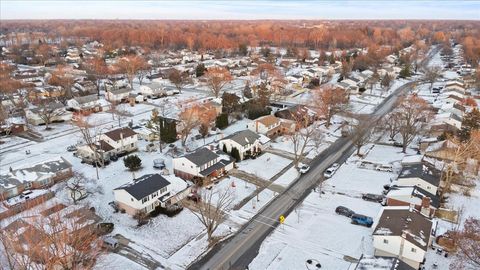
left=1, top=0, right=479, bottom=20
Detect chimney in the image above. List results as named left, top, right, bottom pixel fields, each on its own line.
left=421, top=196, right=431, bottom=217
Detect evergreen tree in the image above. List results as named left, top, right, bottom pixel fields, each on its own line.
left=222, top=143, right=228, bottom=153
left=399, top=65, right=411, bottom=78
left=458, top=108, right=480, bottom=141
left=124, top=155, right=142, bottom=171
left=231, top=147, right=241, bottom=162
left=215, top=113, right=229, bottom=129
left=196, top=63, right=206, bottom=77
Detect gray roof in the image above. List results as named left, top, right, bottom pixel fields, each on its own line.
left=222, top=130, right=261, bottom=147
left=115, top=174, right=170, bottom=201
left=373, top=208, right=432, bottom=251
left=74, top=94, right=98, bottom=104
left=398, top=163, right=440, bottom=188
left=183, top=147, right=219, bottom=166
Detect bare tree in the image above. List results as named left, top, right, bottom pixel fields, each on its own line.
left=75, top=116, right=105, bottom=180
left=383, top=112, right=401, bottom=141
left=36, top=99, right=65, bottom=130
left=312, top=86, right=349, bottom=128
left=0, top=207, right=102, bottom=270
left=192, top=188, right=234, bottom=243
left=66, top=172, right=93, bottom=204
left=168, top=68, right=188, bottom=93
left=204, top=67, right=232, bottom=98
left=287, top=111, right=321, bottom=168
left=424, top=66, right=442, bottom=92
left=178, top=102, right=216, bottom=146
left=395, top=95, right=431, bottom=153
left=351, top=122, right=372, bottom=156
left=450, top=217, right=480, bottom=270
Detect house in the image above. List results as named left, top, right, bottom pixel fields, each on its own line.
left=433, top=112, right=462, bottom=130
left=372, top=207, right=433, bottom=269
left=424, top=140, right=459, bottom=162
left=354, top=255, right=415, bottom=270
left=219, top=130, right=262, bottom=161
left=444, top=80, right=465, bottom=93
left=113, top=174, right=189, bottom=216
left=105, top=87, right=131, bottom=103
left=396, top=163, right=441, bottom=196
left=337, top=80, right=359, bottom=95
left=0, top=157, right=73, bottom=200
left=25, top=102, right=72, bottom=126
left=274, top=105, right=317, bottom=124
left=73, top=79, right=97, bottom=96
left=385, top=186, right=440, bottom=217
left=67, top=95, right=110, bottom=113
left=247, top=115, right=283, bottom=137
left=139, top=83, right=167, bottom=98
left=173, top=147, right=234, bottom=182
left=76, top=127, right=138, bottom=161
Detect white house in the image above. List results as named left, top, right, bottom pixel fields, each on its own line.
left=385, top=186, right=439, bottom=217
left=219, top=130, right=262, bottom=161
left=247, top=115, right=281, bottom=137
left=173, top=147, right=234, bottom=182
left=395, top=163, right=441, bottom=196
left=372, top=207, right=433, bottom=269
left=105, top=87, right=131, bottom=103
left=138, top=83, right=167, bottom=98
left=76, top=127, right=138, bottom=161
left=113, top=174, right=189, bottom=216
left=433, top=112, right=463, bottom=130
left=25, top=102, right=72, bottom=126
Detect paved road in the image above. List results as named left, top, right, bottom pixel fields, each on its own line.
left=189, top=80, right=417, bottom=270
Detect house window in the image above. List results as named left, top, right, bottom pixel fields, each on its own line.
left=411, top=247, right=416, bottom=253
left=159, top=187, right=167, bottom=194
left=24, top=182, right=32, bottom=189
left=383, top=239, right=388, bottom=244
left=131, top=198, right=134, bottom=202
left=152, top=192, right=158, bottom=198
left=131, top=143, right=134, bottom=147
left=142, top=196, right=149, bottom=204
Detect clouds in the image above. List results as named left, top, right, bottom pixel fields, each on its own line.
left=1, top=0, right=479, bottom=20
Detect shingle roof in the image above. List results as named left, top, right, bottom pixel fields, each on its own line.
left=115, top=174, right=171, bottom=201
left=398, top=163, right=440, bottom=187
left=222, top=130, right=261, bottom=146
left=183, top=147, right=219, bottom=166
left=373, top=208, right=432, bottom=251
left=103, top=127, right=137, bottom=141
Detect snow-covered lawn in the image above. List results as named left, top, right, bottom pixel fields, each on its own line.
left=204, top=176, right=258, bottom=211
left=237, top=153, right=292, bottom=181
left=95, top=253, right=146, bottom=270
left=249, top=191, right=381, bottom=270
left=274, top=167, right=300, bottom=188
left=230, top=188, right=276, bottom=221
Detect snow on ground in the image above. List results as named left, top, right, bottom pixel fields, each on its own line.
left=230, top=188, right=276, bottom=221
left=249, top=191, right=381, bottom=270
left=205, top=176, right=258, bottom=211
left=237, top=153, right=292, bottom=181
left=95, top=253, right=147, bottom=270
left=274, top=167, right=300, bottom=188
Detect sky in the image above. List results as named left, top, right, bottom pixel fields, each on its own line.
left=1, top=0, right=479, bottom=20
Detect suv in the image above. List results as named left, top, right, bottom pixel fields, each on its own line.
left=323, top=163, right=339, bottom=178
left=362, top=193, right=384, bottom=203
left=335, top=206, right=355, bottom=217
left=351, top=214, right=374, bottom=227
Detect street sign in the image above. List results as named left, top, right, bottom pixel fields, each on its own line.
left=279, top=215, right=285, bottom=224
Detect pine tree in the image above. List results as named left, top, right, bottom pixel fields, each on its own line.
left=215, top=113, right=229, bottom=129
left=231, top=147, right=241, bottom=161
left=222, top=143, right=228, bottom=153
left=124, top=155, right=142, bottom=171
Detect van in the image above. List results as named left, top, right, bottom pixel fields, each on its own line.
left=102, top=237, right=119, bottom=250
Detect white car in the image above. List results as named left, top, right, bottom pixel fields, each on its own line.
left=298, top=164, right=310, bottom=174
left=323, top=163, right=340, bottom=178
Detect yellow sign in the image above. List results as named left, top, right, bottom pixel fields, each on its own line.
left=279, top=215, right=285, bottom=224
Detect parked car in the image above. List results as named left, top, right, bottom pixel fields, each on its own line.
left=153, top=158, right=165, bottom=169
left=393, top=141, right=403, bottom=148
left=66, top=145, right=77, bottom=152
left=102, top=237, right=119, bottom=250
left=362, top=193, right=384, bottom=203
left=335, top=206, right=355, bottom=217
left=298, top=164, right=310, bottom=174
left=323, top=163, right=340, bottom=178
left=376, top=164, right=393, bottom=172
left=110, top=154, right=118, bottom=161
left=351, top=214, right=374, bottom=227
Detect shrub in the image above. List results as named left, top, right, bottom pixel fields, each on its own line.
left=123, top=155, right=142, bottom=171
